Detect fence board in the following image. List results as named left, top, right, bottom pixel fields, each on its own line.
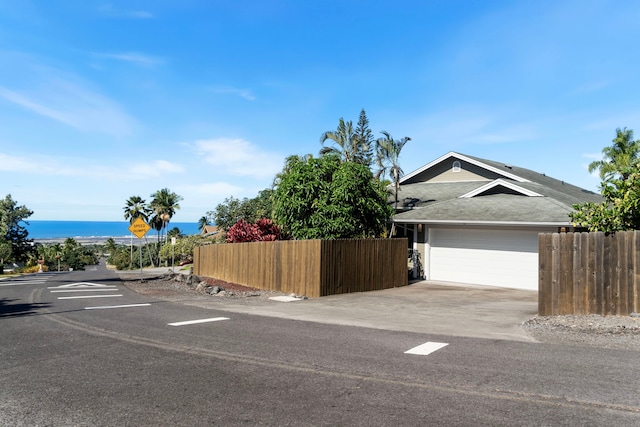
left=635, top=232, right=640, bottom=313
left=538, top=233, right=553, bottom=316
left=194, top=238, right=408, bottom=298
left=539, top=231, right=640, bottom=316
left=572, top=233, right=586, bottom=315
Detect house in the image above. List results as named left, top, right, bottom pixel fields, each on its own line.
left=392, top=152, right=602, bottom=290
left=201, top=225, right=219, bottom=237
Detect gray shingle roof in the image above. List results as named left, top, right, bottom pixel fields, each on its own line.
left=393, top=152, right=603, bottom=225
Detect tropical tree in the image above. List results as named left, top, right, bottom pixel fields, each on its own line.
left=158, top=234, right=211, bottom=265
left=0, top=238, right=12, bottom=271
left=354, top=109, right=374, bottom=167
left=320, top=117, right=370, bottom=166
left=0, top=194, right=33, bottom=262
left=570, top=166, right=640, bottom=232
left=197, top=216, right=210, bottom=233
left=272, top=154, right=393, bottom=239
left=167, top=227, right=182, bottom=238
left=104, top=238, right=118, bottom=254
left=123, top=196, right=150, bottom=224
left=588, top=127, right=640, bottom=182
left=208, top=189, right=274, bottom=231
left=123, top=195, right=155, bottom=267
left=375, top=131, right=411, bottom=209
left=571, top=128, right=640, bottom=232
left=149, top=188, right=183, bottom=242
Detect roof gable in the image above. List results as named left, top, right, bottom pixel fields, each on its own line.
left=459, top=179, right=543, bottom=198
left=401, top=152, right=529, bottom=185
left=393, top=151, right=602, bottom=226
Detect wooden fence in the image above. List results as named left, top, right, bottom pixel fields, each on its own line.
left=193, top=238, right=408, bottom=298
left=539, top=231, right=640, bottom=316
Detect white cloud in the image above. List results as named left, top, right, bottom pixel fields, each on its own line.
left=98, top=4, right=155, bottom=19
left=0, top=152, right=42, bottom=173
left=0, top=152, right=91, bottom=176
left=99, top=52, right=164, bottom=67
left=209, top=85, right=256, bottom=101
left=0, top=152, right=186, bottom=183
left=128, top=160, right=185, bottom=179
left=0, top=88, right=77, bottom=128
left=407, top=107, right=538, bottom=146
left=0, top=77, right=135, bottom=137
left=189, top=138, right=284, bottom=179
left=177, top=182, right=243, bottom=198
left=130, top=10, right=154, bottom=19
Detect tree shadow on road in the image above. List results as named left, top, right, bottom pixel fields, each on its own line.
left=0, top=298, right=51, bottom=318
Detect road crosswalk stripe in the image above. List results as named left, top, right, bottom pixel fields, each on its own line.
left=50, top=289, right=119, bottom=293
left=0, top=281, right=45, bottom=286
left=404, top=342, right=449, bottom=355
left=58, top=294, right=123, bottom=300
left=168, top=317, right=229, bottom=326
left=85, top=303, right=151, bottom=310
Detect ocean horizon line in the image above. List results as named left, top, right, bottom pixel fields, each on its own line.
left=27, top=220, right=201, bottom=240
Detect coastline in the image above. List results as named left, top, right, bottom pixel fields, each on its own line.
left=27, top=220, right=200, bottom=245
left=33, top=236, right=143, bottom=246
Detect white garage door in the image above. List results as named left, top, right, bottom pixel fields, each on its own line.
left=429, top=228, right=539, bottom=290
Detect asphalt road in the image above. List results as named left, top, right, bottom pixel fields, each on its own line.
left=2, top=265, right=640, bottom=426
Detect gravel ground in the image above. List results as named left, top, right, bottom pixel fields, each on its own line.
left=524, top=314, right=640, bottom=350
left=122, top=273, right=640, bottom=350
left=121, top=272, right=295, bottom=305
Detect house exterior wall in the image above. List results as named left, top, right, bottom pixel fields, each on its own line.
left=403, top=159, right=501, bottom=184
left=428, top=166, right=488, bottom=183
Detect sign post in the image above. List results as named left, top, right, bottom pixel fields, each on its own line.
left=171, top=237, right=176, bottom=273
left=128, top=218, right=151, bottom=281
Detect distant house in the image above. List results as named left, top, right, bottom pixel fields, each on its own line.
left=393, top=152, right=602, bottom=290
left=201, top=225, right=219, bottom=237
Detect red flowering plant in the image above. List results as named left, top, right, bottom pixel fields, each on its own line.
left=226, top=218, right=282, bottom=243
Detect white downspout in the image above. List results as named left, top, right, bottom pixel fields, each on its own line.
left=424, top=227, right=430, bottom=280
left=412, top=225, right=419, bottom=279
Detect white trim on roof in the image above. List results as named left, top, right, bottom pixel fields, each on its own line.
left=400, top=152, right=530, bottom=184
left=459, top=179, right=543, bottom=198
left=392, top=219, right=569, bottom=227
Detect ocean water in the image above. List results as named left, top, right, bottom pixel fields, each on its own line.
left=27, top=220, right=200, bottom=240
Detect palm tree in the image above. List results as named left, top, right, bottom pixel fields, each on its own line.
left=320, top=118, right=370, bottom=165
left=167, top=227, right=182, bottom=238
left=149, top=188, right=183, bottom=242
left=588, top=127, right=640, bottom=182
left=198, top=216, right=210, bottom=233
left=104, top=238, right=117, bottom=254
left=123, top=195, right=153, bottom=268
left=123, top=196, right=150, bottom=224
left=375, top=131, right=411, bottom=210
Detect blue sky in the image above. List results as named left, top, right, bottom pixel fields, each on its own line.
left=1, top=1, right=639, bottom=222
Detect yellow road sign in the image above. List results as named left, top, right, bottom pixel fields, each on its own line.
left=128, top=217, right=151, bottom=239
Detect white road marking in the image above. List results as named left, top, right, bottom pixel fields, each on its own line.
left=0, top=281, right=46, bottom=287
left=168, top=317, right=229, bottom=326
left=49, top=282, right=115, bottom=288
left=85, top=303, right=151, bottom=310
left=269, top=296, right=303, bottom=302
left=57, top=294, right=123, bottom=300
left=404, top=342, right=449, bottom=356
left=0, top=274, right=55, bottom=286
left=50, top=289, right=119, bottom=293
left=48, top=285, right=117, bottom=289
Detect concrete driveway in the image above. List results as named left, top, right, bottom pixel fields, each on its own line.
left=185, top=280, right=540, bottom=343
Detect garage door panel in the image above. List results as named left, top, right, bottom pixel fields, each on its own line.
left=430, top=228, right=539, bottom=290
